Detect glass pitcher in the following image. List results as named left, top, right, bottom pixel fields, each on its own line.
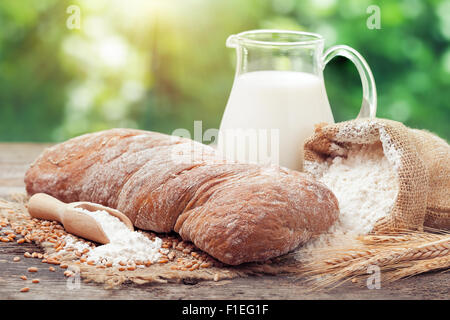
left=217, top=30, right=376, bottom=171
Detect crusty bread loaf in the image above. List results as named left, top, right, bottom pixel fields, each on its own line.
left=25, top=129, right=339, bottom=265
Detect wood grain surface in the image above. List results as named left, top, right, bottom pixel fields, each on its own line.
left=0, top=143, right=448, bottom=300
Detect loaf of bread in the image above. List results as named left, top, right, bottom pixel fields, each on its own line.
left=25, top=129, right=339, bottom=265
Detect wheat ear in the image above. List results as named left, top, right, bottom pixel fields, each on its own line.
left=382, top=255, right=450, bottom=282
left=301, top=231, right=450, bottom=289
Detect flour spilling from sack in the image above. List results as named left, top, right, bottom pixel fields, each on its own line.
left=303, top=143, right=399, bottom=251
left=61, top=208, right=163, bottom=266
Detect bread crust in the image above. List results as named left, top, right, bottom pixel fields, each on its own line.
left=25, top=129, right=339, bottom=265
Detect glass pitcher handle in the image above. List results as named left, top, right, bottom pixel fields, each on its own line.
left=322, top=45, right=377, bottom=118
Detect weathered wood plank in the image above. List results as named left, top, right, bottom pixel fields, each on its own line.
left=0, top=143, right=448, bottom=299
left=0, top=143, right=52, bottom=198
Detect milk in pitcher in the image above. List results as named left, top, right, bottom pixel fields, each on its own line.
left=218, top=70, right=334, bottom=171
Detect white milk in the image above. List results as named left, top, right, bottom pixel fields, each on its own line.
left=218, top=71, right=334, bottom=171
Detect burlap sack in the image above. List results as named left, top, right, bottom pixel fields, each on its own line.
left=303, top=118, right=450, bottom=232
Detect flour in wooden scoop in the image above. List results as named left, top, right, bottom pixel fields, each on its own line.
left=62, top=208, right=162, bottom=267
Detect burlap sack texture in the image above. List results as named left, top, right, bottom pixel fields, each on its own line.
left=303, top=118, right=450, bottom=232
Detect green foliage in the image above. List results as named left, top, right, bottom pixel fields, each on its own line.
left=0, top=0, right=449, bottom=142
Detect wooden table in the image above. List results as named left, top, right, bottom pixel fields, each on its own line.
left=0, top=143, right=448, bottom=300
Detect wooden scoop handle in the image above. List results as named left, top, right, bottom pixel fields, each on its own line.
left=28, top=193, right=66, bottom=223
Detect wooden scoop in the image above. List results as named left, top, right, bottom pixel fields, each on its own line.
left=27, top=193, right=134, bottom=244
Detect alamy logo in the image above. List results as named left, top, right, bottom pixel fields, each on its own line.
left=366, top=264, right=381, bottom=289
left=171, top=121, right=280, bottom=166
left=366, top=5, right=381, bottom=30
left=66, top=5, right=81, bottom=30
left=66, top=265, right=81, bottom=290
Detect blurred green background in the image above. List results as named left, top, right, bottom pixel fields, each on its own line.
left=0, top=0, right=449, bottom=143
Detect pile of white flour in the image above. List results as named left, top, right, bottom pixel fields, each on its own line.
left=304, top=143, right=399, bottom=250
left=62, top=208, right=162, bottom=266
